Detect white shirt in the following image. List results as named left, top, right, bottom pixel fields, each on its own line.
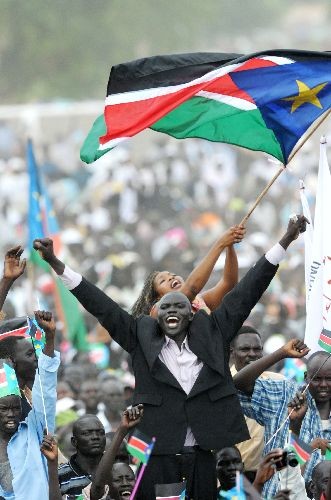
left=159, top=336, right=203, bottom=446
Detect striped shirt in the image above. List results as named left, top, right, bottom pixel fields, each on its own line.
left=58, top=455, right=92, bottom=499
left=239, top=379, right=331, bottom=498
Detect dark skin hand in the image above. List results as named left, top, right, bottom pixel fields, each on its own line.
left=40, top=430, right=62, bottom=500
left=272, top=491, right=290, bottom=500
left=0, top=245, right=27, bottom=312
left=33, top=239, right=64, bottom=275
left=279, top=215, right=309, bottom=250
left=288, top=392, right=308, bottom=435
left=253, top=449, right=284, bottom=493
left=34, top=310, right=56, bottom=358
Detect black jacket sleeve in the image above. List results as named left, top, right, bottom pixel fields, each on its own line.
left=70, top=277, right=137, bottom=353
left=211, top=256, right=278, bottom=343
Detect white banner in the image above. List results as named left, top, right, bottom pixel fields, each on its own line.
left=302, top=138, right=331, bottom=353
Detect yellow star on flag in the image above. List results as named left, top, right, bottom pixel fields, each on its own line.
left=282, top=80, right=327, bottom=113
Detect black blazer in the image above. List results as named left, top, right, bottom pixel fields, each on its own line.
left=71, top=256, right=277, bottom=454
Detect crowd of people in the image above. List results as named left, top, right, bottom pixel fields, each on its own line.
left=0, top=210, right=331, bottom=499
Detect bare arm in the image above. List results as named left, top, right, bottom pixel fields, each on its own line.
left=90, top=405, right=143, bottom=500
left=201, top=245, right=238, bottom=311
left=233, top=339, right=309, bottom=394
left=40, top=434, right=62, bottom=500
left=0, top=246, right=26, bottom=311
left=180, top=226, right=245, bottom=302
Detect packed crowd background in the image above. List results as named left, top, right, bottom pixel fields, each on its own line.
left=0, top=110, right=331, bottom=499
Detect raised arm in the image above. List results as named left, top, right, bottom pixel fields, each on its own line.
left=90, top=405, right=143, bottom=500
left=33, top=238, right=137, bottom=353
left=212, top=215, right=309, bottom=343
left=180, top=225, right=245, bottom=302
left=233, top=339, right=309, bottom=394
left=201, top=244, right=238, bottom=311
left=0, top=246, right=26, bottom=312
left=40, top=432, right=62, bottom=500
left=31, top=311, right=60, bottom=433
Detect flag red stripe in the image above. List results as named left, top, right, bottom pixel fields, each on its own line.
left=0, top=327, right=29, bottom=341
left=202, top=74, right=254, bottom=103
left=0, top=371, right=6, bottom=384
left=320, top=333, right=331, bottom=345
left=128, top=436, right=149, bottom=452
left=292, top=442, right=311, bottom=461
left=101, top=72, right=256, bottom=145
left=232, top=57, right=278, bottom=72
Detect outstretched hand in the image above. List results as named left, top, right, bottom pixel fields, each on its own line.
left=121, top=404, right=143, bottom=430
left=40, top=430, right=58, bottom=462
left=3, top=246, right=26, bottom=281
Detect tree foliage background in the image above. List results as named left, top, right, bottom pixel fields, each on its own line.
left=1, top=0, right=330, bottom=103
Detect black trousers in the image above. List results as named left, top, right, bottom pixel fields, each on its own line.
left=136, top=448, right=217, bottom=500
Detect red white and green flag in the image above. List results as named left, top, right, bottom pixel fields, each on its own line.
left=289, top=434, right=312, bottom=465
left=126, top=429, right=155, bottom=464
left=81, top=49, right=331, bottom=165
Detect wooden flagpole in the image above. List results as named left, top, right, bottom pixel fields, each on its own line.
left=240, top=165, right=285, bottom=226
left=240, top=108, right=331, bottom=226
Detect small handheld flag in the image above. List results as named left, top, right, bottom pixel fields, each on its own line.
left=127, top=430, right=155, bottom=500
left=289, top=434, right=312, bottom=465
left=318, top=328, right=331, bottom=354
left=27, top=316, right=46, bottom=357
left=155, top=481, right=186, bottom=500
left=0, top=362, right=21, bottom=399
left=126, top=429, right=154, bottom=464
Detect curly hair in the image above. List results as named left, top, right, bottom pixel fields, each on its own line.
left=131, top=270, right=160, bottom=318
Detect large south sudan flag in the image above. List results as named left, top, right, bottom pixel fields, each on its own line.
left=81, top=50, right=331, bottom=165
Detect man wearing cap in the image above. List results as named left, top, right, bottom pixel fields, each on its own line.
left=0, top=311, right=59, bottom=500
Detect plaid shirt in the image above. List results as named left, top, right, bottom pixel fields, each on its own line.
left=238, top=378, right=331, bottom=498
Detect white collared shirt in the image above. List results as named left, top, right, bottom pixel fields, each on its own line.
left=159, top=336, right=203, bottom=446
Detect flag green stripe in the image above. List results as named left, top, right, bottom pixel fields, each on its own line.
left=151, top=95, right=284, bottom=163
left=318, top=338, right=331, bottom=353
left=80, top=114, right=109, bottom=164
left=127, top=444, right=148, bottom=463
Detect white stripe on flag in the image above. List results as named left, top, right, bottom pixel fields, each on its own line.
left=197, top=90, right=257, bottom=110
left=105, top=62, right=242, bottom=105
left=303, top=138, right=331, bottom=354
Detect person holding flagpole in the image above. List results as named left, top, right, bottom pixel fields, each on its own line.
left=33, top=215, right=308, bottom=499
left=0, top=310, right=59, bottom=500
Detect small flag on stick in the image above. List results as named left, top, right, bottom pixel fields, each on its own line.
left=318, top=328, right=331, bottom=354
left=126, top=429, right=154, bottom=464
left=127, top=430, right=155, bottom=500
left=0, top=362, right=21, bottom=398
left=155, top=481, right=186, bottom=500
left=289, top=434, right=312, bottom=465
left=27, top=317, right=46, bottom=357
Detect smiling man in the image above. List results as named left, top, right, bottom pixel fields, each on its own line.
left=33, top=215, right=308, bottom=499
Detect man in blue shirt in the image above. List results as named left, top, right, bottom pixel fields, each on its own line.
left=0, top=310, right=59, bottom=500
